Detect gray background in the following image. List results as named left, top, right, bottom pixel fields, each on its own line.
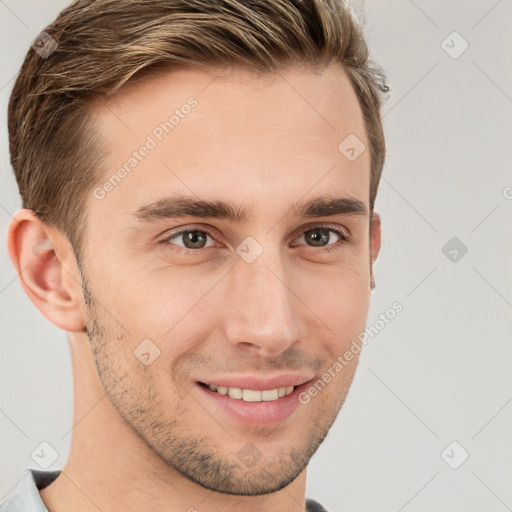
left=1, top=1, right=511, bottom=511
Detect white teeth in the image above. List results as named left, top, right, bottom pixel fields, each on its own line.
left=242, top=389, right=261, bottom=402
left=227, top=387, right=243, bottom=399
left=206, top=383, right=296, bottom=401
left=262, top=389, right=279, bottom=401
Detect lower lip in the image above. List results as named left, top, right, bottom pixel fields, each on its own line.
left=195, top=382, right=311, bottom=426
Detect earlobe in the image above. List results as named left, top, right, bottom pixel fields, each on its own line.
left=7, top=209, right=86, bottom=332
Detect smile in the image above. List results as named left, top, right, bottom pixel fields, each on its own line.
left=201, top=382, right=296, bottom=402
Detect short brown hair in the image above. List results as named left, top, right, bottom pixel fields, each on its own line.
left=8, top=0, right=388, bottom=257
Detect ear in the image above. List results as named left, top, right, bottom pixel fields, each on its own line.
left=7, top=209, right=86, bottom=332
left=369, top=212, right=381, bottom=289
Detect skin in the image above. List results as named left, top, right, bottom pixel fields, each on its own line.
left=8, top=63, right=381, bottom=512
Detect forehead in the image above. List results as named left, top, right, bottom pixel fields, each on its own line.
left=87, top=63, right=370, bottom=226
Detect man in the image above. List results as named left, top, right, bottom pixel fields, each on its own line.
left=2, top=0, right=387, bottom=511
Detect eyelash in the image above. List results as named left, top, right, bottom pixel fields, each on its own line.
left=158, top=224, right=351, bottom=256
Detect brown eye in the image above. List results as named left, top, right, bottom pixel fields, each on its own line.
left=303, top=227, right=338, bottom=247
left=293, top=226, right=349, bottom=252
left=161, top=228, right=216, bottom=251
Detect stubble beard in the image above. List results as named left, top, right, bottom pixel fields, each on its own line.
left=81, top=273, right=352, bottom=495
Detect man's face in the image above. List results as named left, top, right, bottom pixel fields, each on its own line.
left=78, top=63, right=377, bottom=495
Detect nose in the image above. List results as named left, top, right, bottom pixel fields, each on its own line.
left=221, top=247, right=304, bottom=357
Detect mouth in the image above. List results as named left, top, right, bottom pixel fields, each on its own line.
left=198, top=381, right=297, bottom=402
left=194, top=377, right=313, bottom=426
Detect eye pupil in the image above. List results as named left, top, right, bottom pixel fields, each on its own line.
left=306, top=228, right=330, bottom=247
left=184, top=231, right=207, bottom=249
left=165, top=225, right=344, bottom=254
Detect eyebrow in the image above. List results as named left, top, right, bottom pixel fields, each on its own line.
left=133, top=194, right=368, bottom=223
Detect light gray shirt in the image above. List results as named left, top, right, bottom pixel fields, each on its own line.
left=0, top=469, right=332, bottom=512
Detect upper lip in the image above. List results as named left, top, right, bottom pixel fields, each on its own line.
left=197, top=374, right=313, bottom=390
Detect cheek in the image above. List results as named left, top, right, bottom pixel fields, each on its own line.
left=87, top=236, right=371, bottom=346
left=310, top=267, right=371, bottom=355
